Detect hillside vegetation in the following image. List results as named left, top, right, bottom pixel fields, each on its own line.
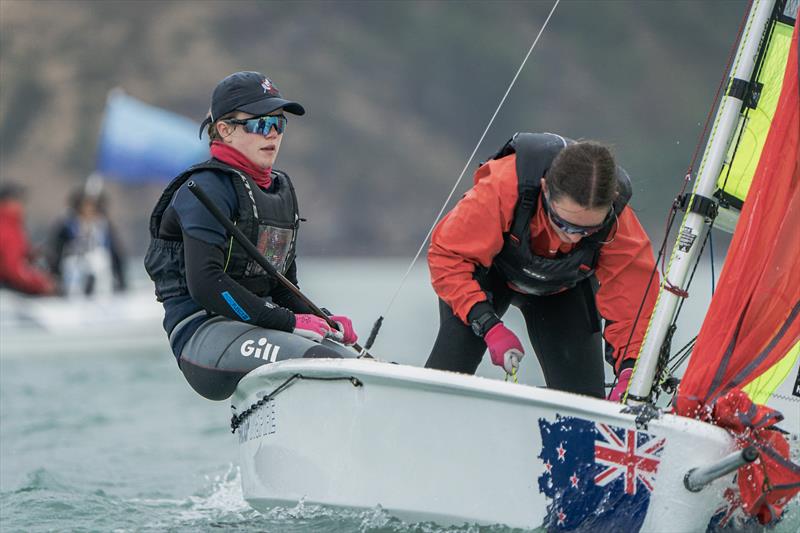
left=1, top=0, right=746, bottom=256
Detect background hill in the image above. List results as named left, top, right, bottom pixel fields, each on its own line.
left=1, top=0, right=746, bottom=257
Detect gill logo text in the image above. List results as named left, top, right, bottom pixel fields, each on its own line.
left=240, top=338, right=281, bottom=362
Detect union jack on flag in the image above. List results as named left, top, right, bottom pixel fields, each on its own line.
left=594, top=423, right=665, bottom=495
left=538, top=415, right=667, bottom=531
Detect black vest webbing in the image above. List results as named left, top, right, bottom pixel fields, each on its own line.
left=489, top=132, right=632, bottom=296
left=144, top=159, right=298, bottom=302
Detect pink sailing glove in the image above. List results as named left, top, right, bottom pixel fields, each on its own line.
left=484, top=323, right=525, bottom=374
left=608, top=368, right=633, bottom=402
left=330, top=315, right=358, bottom=345
left=293, top=314, right=343, bottom=343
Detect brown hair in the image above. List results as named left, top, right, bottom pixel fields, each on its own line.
left=546, top=141, right=617, bottom=208
left=206, top=111, right=238, bottom=145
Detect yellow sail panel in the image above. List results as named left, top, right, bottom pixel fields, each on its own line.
left=717, top=21, right=794, bottom=205
left=743, top=340, right=800, bottom=405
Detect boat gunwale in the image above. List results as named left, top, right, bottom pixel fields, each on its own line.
left=233, top=358, right=735, bottom=445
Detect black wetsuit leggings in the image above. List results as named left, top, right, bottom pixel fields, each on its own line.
left=425, top=269, right=606, bottom=398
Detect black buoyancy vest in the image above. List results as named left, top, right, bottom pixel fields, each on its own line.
left=490, top=132, right=632, bottom=296
left=144, top=159, right=299, bottom=302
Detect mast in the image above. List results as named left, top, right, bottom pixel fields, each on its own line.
left=626, top=0, right=779, bottom=403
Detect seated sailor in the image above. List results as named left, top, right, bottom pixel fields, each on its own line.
left=425, top=133, right=659, bottom=401
left=0, top=183, right=56, bottom=296
left=145, top=71, right=358, bottom=401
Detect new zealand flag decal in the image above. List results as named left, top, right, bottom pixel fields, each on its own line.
left=537, top=415, right=666, bottom=531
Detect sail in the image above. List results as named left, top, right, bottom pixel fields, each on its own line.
left=713, top=3, right=800, bottom=410
left=676, top=9, right=800, bottom=523
left=95, top=89, right=209, bottom=183
left=714, top=7, right=797, bottom=233
left=742, top=340, right=799, bottom=404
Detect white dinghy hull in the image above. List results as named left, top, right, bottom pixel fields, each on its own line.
left=233, top=359, right=735, bottom=530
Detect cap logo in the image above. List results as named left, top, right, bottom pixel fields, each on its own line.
left=261, top=78, right=280, bottom=96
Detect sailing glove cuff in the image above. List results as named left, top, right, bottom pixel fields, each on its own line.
left=608, top=368, right=633, bottom=402
left=484, top=323, right=525, bottom=374
left=330, top=314, right=358, bottom=345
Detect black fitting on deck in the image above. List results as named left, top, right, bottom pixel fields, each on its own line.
left=676, top=193, right=718, bottom=222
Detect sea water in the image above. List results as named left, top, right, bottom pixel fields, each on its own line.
left=1, top=259, right=797, bottom=532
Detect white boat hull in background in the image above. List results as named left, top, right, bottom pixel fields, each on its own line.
left=233, top=359, right=736, bottom=530
left=0, top=288, right=165, bottom=356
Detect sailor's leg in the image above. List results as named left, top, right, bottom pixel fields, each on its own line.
left=178, top=316, right=347, bottom=400
left=425, top=268, right=513, bottom=374
left=518, top=279, right=605, bottom=398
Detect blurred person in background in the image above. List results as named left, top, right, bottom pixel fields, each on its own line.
left=0, top=183, right=57, bottom=296
left=145, top=71, right=358, bottom=401
left=49, top=179, right=127, bottom=297
left=425, top=133, right=658, bottom=402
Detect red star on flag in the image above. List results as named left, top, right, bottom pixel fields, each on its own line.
left=570, top=472, right=579, bottom=488
left=556, top=443, right=566, bottom=461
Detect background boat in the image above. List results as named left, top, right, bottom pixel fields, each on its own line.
left=0, top=276, right=165, bottom=357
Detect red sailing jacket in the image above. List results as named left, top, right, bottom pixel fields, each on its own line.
left=0, top=201, right=56, bottom=295
left=428, top=153, right=659, bottom=370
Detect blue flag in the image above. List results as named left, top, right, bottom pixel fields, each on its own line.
left=537, top=414, right=666, bottom=531
left=96, top=89, right=209, bottom=183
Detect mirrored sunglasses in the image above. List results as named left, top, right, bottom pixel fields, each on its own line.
left=226, top=115, right=287, bottom=136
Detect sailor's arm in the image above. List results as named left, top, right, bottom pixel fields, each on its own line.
left=182, top=233, right=295, bottom=330
left=270, top=259, right=315, bottom=314
left=428, top=156, right=519, bottom=323
left=594, top=207, right=660, bottom=373
left=172, top=178, right=296, bottom=331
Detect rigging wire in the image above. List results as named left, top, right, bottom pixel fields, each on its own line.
left=625, top=3, right=752, bottom=400
left=709, top=229, right=715, bottom=295
left=663, top=215, right=719, bottom=386
left=364, top=0, right=562, bottom=349
left=661, top=220, right=716, bottom=381
left=655, top=0, right=752, bottom=298
left=668, top=337, right=697, bottom=375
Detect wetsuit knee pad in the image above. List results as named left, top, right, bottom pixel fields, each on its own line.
left=179, top=358, right=242, bottom=401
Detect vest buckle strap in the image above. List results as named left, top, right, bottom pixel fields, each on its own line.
left=518, top=188, right=536, bottom=210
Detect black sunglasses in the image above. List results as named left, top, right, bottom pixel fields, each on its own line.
left=542, top=193, right=611, bottom=236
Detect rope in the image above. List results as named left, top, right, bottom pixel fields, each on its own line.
left=374, top=0, right=562, bottom=326
left=230, top=373, right=363, bottom=433
left=505, top=367, right=519, bottom=384
left=627, top=3, right=752, bottom=400
left=658, top=0, right=750, bottom=298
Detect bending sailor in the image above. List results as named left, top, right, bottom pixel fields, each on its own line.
left=426, top=133, right=658, bottom=401
left=145, top=71, right=358, bottom=401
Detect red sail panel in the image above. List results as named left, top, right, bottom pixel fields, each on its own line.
left=676, top=14, right=800, bottom=524
left=677, top=13, right=800, bottom=413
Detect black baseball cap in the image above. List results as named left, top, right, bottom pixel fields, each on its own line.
left=199, top=71, right=305, bottom=138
